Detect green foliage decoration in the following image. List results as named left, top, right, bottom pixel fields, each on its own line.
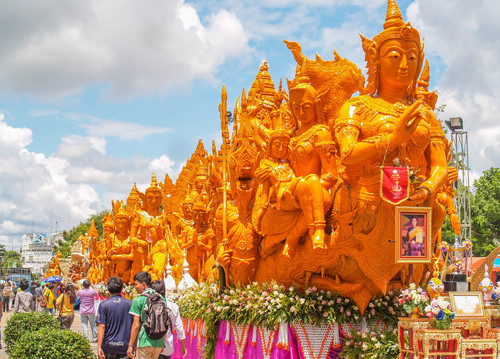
left=4, top=312, right=61, bottom=353
left=9, top=328, right=97, bottom=359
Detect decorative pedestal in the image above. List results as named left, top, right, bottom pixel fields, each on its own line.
left=444, top=273, right=470, bottom=292
left=460, top=338, right=497, bottom=358
left=398, top=318, right=430, bottom=358
left=414, top=329, right=461, bottom=358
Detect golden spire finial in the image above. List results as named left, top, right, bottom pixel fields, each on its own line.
left=418, top=59, right=430, bottom=88
left=116, top=202, right=129, bottom=219
left=384, top=0, right=404, bottom=30
left=88, top=219, right=98, bottom=238
left=146, top=173, right=160, bottom=194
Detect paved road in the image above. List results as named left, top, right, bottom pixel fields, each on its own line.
left=0, top=311, right=99, bottom=358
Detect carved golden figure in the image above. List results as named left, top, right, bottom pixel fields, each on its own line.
left=109, top=204, right=134, bottom=283
left=130, top=174, right=166, bottom=272
left=332, top=0, right=448, bottom=299
left=254, top=128, right=331, bottom=258
left=63, top=0, right=457, bottom=315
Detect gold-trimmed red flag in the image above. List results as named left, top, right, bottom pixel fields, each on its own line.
left=380, top=166, right=410, bottom=205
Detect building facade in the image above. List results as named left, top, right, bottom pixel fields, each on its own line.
left=20, top=233, right=62, bottom=275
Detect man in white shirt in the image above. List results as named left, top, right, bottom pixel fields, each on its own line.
left=150, top=280, right=187, bottom=359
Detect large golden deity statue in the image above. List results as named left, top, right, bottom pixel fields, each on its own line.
left=215, top=0, right=450, bottom=313
left=52, top=0, right=453, bottom=315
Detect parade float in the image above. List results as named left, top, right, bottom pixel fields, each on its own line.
left=45, top=0, right=500, bottom=357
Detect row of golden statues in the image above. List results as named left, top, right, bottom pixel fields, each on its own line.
left=50, top=0, right=462, bottom=314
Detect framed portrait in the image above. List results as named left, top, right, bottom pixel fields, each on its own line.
left=449, top=292, right=485, bottom=319
left=395, top=206, right=432, bottom=264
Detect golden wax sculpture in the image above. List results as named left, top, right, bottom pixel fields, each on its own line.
left=214, top=0, right=451, bottom=314
left=53, top=0, right=456, bottom=314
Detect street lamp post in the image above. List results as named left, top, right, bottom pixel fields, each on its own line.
left=445, top=117, right=472, bottom=277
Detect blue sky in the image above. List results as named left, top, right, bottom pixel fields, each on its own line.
left=1, top=0, right=499, bottom=249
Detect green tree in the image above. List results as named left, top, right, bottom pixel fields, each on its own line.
left=471, top=167, right=500, bottom=256
left=2, top=251, right=22, bottom=273
left=53, top=211, right=108, bottom=257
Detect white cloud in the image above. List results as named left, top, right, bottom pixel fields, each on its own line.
left=149, top=155, right=176, bottom=174
left=0, top=115, right=183, bottom=249
left=0, top=0, right=251, bottom=101
left=408, top=0, right=500, bottom=174
left=81, top=119, right=173, bottom=141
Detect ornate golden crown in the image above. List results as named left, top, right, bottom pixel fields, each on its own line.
left=145, top=173, right=161, bottom=194
left=371, top=0, right=421, bottom=48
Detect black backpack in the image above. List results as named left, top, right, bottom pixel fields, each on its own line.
left=141, top=292, right=171, bottom=340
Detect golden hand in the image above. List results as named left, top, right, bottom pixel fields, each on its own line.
left=255, top=166, right=272, bottom=182
left=388, top=99, right=424, bottom=148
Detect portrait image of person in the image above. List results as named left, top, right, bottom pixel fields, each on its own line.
left=400, top=215, right=426, bottom=258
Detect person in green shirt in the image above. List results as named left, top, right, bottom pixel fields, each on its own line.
left=127, top=271, right=165, bottom=359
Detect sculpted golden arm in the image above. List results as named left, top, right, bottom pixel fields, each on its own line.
left=409, top=110, right=448, bottom=204
left=337, top=100, right=424, bottom=165
left=314, top=127, right=338, bottom=190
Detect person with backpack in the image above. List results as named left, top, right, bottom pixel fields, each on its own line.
left=127, top=271, right=168, bottom=359
left=150, top=280, right=186, bottom=359
left=97, top=277, right=133, bottom=359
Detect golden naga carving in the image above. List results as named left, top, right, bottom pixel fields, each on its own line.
left=50, top=0, right=454, bottom=314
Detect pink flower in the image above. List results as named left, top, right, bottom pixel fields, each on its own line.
left=371, top=308, right=376, bottom=316
left=340, top=307, right=344, bottom=313
left=290, top=306, right=296, bottom=313
left=323, top=312, right=329, bottom=317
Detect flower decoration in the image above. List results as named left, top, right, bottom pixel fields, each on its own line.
left=451, top=259, right=464, bottom=273
left=96, top=282, right=110, bottom=299
left=340, top=328, right=399, bottom=359
left=123, top=284, right=138, bottom=300
left=398, top=283, right=430, bottom=316
left=424, top=297, right=455, bottom=330
left=439, top=242, right=449, bottom=252
left=463, top=239, right=473, bottom=250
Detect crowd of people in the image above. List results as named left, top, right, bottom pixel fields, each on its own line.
left=0, top=271, right=186, bottom=359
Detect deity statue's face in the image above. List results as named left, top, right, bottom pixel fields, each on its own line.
left=146, top=190, right=162, bottom=211
left=115, top=217, right=130, bottom=234
left=270, top=137, right=289, bottom=160
left=193, top=209, right=206, bottom=226
left=182, top=201, right=193, bottom=218
left=290, top=89, right=316, bottom=125
left=126, top=198, right=140, bottom=214
left=195, top=180, right=205, bottom=194
left=378, top=39, right=419, bottom=92
left=103, top=224, right=114, bottom=237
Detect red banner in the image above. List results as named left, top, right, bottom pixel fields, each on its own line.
left=380, top=166, right=409, bottom=205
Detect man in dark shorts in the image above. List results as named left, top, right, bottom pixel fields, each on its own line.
left=97, top=277, right=133, bottom=359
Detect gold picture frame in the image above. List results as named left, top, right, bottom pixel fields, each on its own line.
left=395, top=206, right=432, bottom=264
left=449, top=292, right=485, bottom=319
